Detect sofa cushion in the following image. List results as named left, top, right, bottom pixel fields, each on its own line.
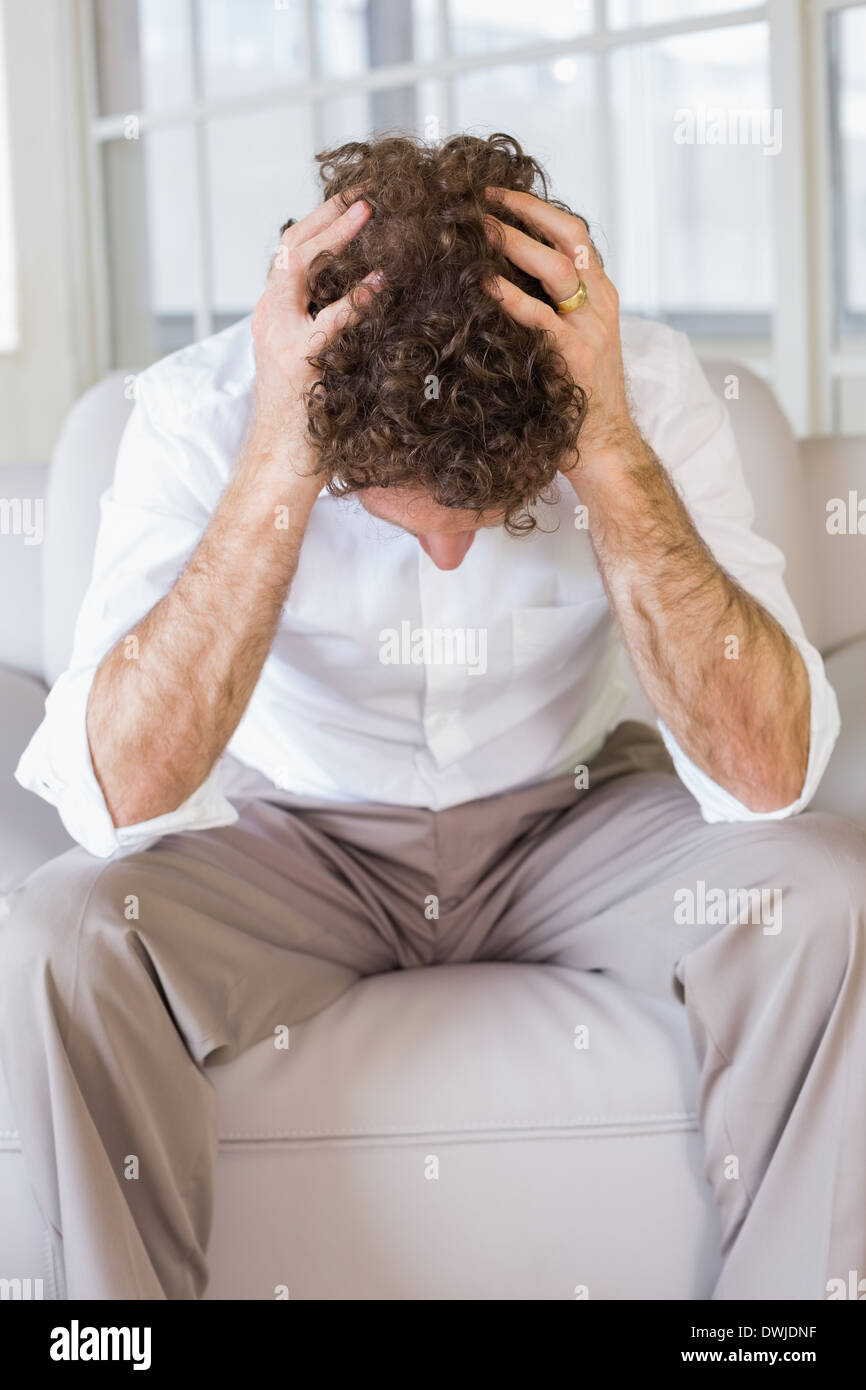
left=0, top=464, right=47, bottom=680
left=812, top=636, right=866, bottom=829
left=42, top=374, right=133, bottom=686
left=215, top=962, right=700, bottom=1141
left=700, top=359, right=819, bottom=646
left=0, top=960, right=720, bottom=1299
left=802, top=436, right=866, bottom=655
left=207, top=963, right=718, bottom=1298
left=0, top=666, right=72, bottom=893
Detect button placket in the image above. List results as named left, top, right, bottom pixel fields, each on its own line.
left=417, top=550, right=475, bottom=765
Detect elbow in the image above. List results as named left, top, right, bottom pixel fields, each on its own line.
left=93, top=753, right=190, bottom=829
left=108, top=773, right=190, bottom=829
left=736, top=699, right=811, bottom=814
left=736, top=752, right=809, bottom=815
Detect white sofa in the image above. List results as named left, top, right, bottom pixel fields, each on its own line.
left=1, top=359, right=864, bottom=1299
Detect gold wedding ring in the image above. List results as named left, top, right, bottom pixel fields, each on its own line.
left=557, top=281, right=588, bottom=314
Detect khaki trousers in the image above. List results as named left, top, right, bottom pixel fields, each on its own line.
left=1, top=722, right=864, bottom=1299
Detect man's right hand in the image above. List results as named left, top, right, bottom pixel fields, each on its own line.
left=87, top=195, right=380, bottom=830
left=250, top=193, right=378, bottom=475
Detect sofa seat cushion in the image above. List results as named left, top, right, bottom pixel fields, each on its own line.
left=203, top=963, right=720, bottom=1298
left=0, top=962, right=720, bottom=1299
left=215, top=963, right=699, bottom=1141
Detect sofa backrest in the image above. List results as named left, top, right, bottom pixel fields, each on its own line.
left=41, top=357, right=819, bottom=687
left=42, top=374, right=134, bottom=687
left=699, top=358, right=819, bottom=645
left=801, top=435, right=866, bottom=653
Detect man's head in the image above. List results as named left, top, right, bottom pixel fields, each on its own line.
left=284, top=133, right=589, bottom=567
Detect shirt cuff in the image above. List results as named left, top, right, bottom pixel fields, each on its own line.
left=15, top=665, right=238, bottom=858
left=656, top=637, right=841, bottom=823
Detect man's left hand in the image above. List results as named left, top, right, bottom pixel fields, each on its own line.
left=483, top=188, right=637, bottom=474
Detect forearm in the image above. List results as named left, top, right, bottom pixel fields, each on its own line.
left=87, top=425, right=318, bottom=827
left=573, top=429, right=811, bottom=811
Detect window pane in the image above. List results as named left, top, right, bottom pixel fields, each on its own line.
left=319, top=80, right=446, bottom=147
left=198, top=0, right=306, bottom=101
left=417, top=80, right=449, bottom=143
left=102, top=130, right=198, bottom=365
left=450, top=0, right=592, bottom=56
left=608, top=0, right=758, bottom=28
left=93, top=0, right=192, bottom=115
left=609, top=23, right=772, bottom=322
left=317, top=0, right=439, bottom=79
left=833, top=5, right=866, bottom=336
left=319, top=86, right=425, bottom=146
left=207, top=108, right=318, bottom=320
left=319, top=92, right=372, bottom=149
left=454, top=58, right=600, bottom=226
left=833, top=377, right=866, bottom=434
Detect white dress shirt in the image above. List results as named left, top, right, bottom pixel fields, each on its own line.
left=16, top=314, right=840, bottom=858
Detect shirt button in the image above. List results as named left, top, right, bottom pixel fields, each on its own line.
left=427, top=711, right=457, bottom=730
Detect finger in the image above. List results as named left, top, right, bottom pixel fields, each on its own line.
left=483, top=274, right=560, bottom=333
left=269, top=198, right=371, bottom=312
left=485, top=217, right=580, bottom=305
left=311, top=269, right=384, bottom=340
left=487, top=187, right=604, bottom=279
left=295, top=197, right=371, bottom=271
left=280, top=187, right=365, bottom=250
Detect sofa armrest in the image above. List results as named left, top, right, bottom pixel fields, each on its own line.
left=0, top=464, right=47, bottom=680
left=803, top=437, right=866, bottom=655
left=0, top=665, right=72, bottom=891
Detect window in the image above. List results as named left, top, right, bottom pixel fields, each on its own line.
left=609, top=22, right=772, bottom=333
left=828, top=2, right=866, bottom=431
left=83, top=0, right=866, bottom=435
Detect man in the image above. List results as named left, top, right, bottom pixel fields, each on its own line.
left=1, top=133, right=863, bottom=1300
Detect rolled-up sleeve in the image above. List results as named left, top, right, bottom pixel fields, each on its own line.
left=645, top=331, right=840, bottom=822
left=15, top=374, right=239, bottom=857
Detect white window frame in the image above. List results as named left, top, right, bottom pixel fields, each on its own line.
left=809, top=0, right=866, bottom=431
left=0, top=0, right=95, bottom=465
left=75, top=0, right=863, bottom=437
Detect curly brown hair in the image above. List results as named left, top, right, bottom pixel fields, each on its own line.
left=286, top=133, right=589, bottom=535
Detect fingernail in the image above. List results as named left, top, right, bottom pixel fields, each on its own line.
left=350, top=199, right=369, bottom=219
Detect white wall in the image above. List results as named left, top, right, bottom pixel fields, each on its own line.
left=0, top=0, right=94, bottom=467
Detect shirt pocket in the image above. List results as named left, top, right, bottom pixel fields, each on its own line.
left=511, top=598, right=612, bottom=678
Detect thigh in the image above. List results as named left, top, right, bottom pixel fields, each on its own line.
left=0, top=793, right=402, bottom=1064
left=474, top=763, right=800, bottom=999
